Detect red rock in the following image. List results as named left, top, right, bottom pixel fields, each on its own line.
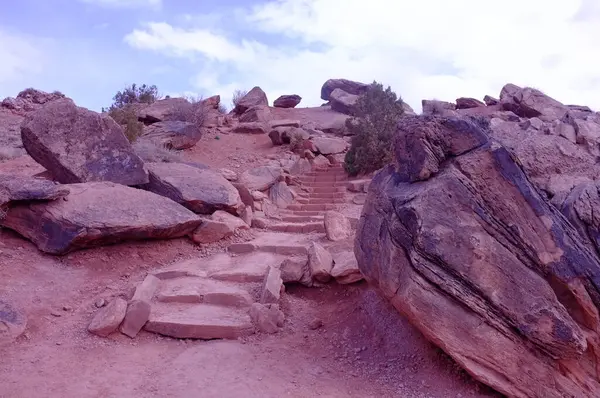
left=321, top=79, right=368, bottom=101
left=21, top=99, right=148, bottom=185
left=260, top=266, right=283, bottom=304
left=88, top=298, right=127, bottom=337
left=233, top=87, right=268, bottom=115
left=139, top=121, right=201, bottom=150
left=0, top=300, right=27, bottom=346
left=273, top=95, right=302, bottom=108
left=308, top=242, right=333, bottom=283
left=120, top=300, right=151, bottom=338
left=324, top=211, right=351, bottom=241
left=232, top=122, right=269, bottom=135
left=455, top=97, right=485, bottom=109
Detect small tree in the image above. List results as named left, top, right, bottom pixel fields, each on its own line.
left=344, top=81, right=405, bottom=176
left=103, top=83, right=161, bottom=143
left=110, top=83, right=159, bottom=110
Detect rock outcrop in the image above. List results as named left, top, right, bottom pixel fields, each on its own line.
left=20, top=99, right=148, bottom=185
left=145, top=162, right=242, bottom=215
left=320, top=79, right=368, bottom=101
left=329, top=89, right=359, bottom=115
left=273, top=94, right=302, bottom=108
left=137, top=98, right=192, bottom=124
left=233, top=87, right=268, bottom=115
left=355, top=115, right=600, bottom=398
left=2, top=182, right=202, bottom=254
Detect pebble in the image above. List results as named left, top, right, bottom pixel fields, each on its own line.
left=95, top=299, right=106, bottom=308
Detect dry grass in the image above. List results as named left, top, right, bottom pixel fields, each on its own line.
left=132, top=140, right=182, bottom=163
left=232, top=89, right=248, bottom=109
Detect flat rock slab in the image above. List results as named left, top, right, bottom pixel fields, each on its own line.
left=151, top=254, right=231, bottom=280
left=1, top=182, right=202, bottom=255
left=157, top=277, right=253, bottom=307
left=21, top=98, right=148, bottom=185
left=228, top=232, right=311, bottom=255
left=0, top=175, right=69, bottom=214
left=209, top=252, right=286, bottom=283
left=145, top=162, right=242, bottom=215
left=0, top=300, right=27, bottom=346
left=145, top=303, right=255, bottom=339
left=88, top=298, right=127, bottom=337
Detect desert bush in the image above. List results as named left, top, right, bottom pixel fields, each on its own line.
left=132, top=140, right=182, bottom=163
left=169, top=100, right=209, bottom=130
left=109, top=83, right=159, bottom=110
left=218, top=103, right=228, bottom=114
left=232, top=89, right=247, bottom=109
left=289, top=130, right=305, bottom=153
left=106, top=105, right=144, bottom=142
left=344, top=81, right=405, bottom=176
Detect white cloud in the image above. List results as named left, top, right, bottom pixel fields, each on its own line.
left=78, top=0, right=161, bottom=9
left=0, top=30, right=44, bottom=86
left=124, top=0, right=600, bottom=111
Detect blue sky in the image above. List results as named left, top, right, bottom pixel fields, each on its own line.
left=2, top=0, right=600, bottom=112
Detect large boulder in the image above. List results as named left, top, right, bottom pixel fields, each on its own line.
left=239, top=105, right=271, bottom=123
left=21, top=99, right=148, bottom=185
left=455, top=97, right=485, bottom=109
left=137, top=98, right=192, bottom=124
left=356, top=115, right=600, bottom=397
left=1, top=182, right=202, bottom=254
left=232, top=122, right=269, bottom=135
left=329, top=89, right=359, bottom=115
left=499, top=84, right=568, bottom=121
left=233, top=87, right=268, bottom=115
left=320, top=79, right=368, bottom=101
left=311, top=137, right=348, bottom=155
left=145, top=162, right=242, bottom=215
left=139, top=121, right=202, bottom=150
left=238, top=166, right=281, bottom=191
left=268, top=181, right=293, bottom=209
left=273, top=94, right=302, bottom=108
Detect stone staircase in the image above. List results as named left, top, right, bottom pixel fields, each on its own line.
left=266, top=164, right=348, bottom=233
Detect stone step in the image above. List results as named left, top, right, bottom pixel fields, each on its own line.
left=145, top=303, right=254, bottom=340
left=287, top=203, right=337, bottom=211
left=266, top=221, right=325, bottom=234
left=156, top=277, right=254, bottom=307
left=300, top=176, right=348, bottom=183
left=306, top=187, right=346, bottom=194
left=302, top=181, right=347, bottom=188
left=296, top=197, right=346, bottom=205
left=281, top=210, right=323, bottom=217
left=280, top=215, right=324, bottom=223
left=228, top=232, right=311, bottom=255
left=307, top=192, right=346, bottom=199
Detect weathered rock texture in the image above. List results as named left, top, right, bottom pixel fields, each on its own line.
left=20, top=99, right=148, bottom=185
left=139, top=121, right=202, bottom=150
left=320, top=79, right=368, bottom=101
left=273, top=94, right=301, bottom=108
left=145, top=162, right=242, bottom=215
left=0, top=300, right=27, bottom=346
left=356, top=115, right=600, bottom=398
left=0, top=175, right=69, bottom=215
left=2, top=182, right=202, bottom=254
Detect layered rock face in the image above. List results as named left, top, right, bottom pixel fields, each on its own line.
left=355, top=115, right=600, bottom=398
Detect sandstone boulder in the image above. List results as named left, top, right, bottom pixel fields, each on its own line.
left=499, top=84, right=568, bottom=121
left=483, top=95, right=499, bottom=105
left=455, top=97, right=485, bottom=109
left=2, top=182, right=202, bottom=254
left=21, top=99, right=148, bottom=185
left=311, top=137, right=348, bottom=155
left=329, top=89, right=359, bottom=115
left=331, top=251, right=363, bottom=284
left=308, top=242, right=333, bottom=283
left=233, top=87, right=268, bottom=115
left=139, top=121, right=202, bottom=150
left=239, top=166, right=281, bottom=191
left=400, top=101, right=416, bottom=115
left=320, top=79, right=368, bottom=101
left=273, top=94, right=302, bottom=108
left=88, top=298, right=127, bottom=337
left=145, top=162, right=242, bottom=215
left=233, top=122, right=269, bottom=135
left=269, top=181, right=294, bottom=209
left=324, top=211, right=351, bottom=241
left=239, top=105, right=271, bottom=123
left=0, top=300, right=27, bottom=346
left=356, top=115, right=600, bottom=397
left=138, top=98, right=192, bottom=124
left=201, top=95, right=221, bottom=110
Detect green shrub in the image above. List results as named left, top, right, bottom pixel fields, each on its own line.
left=110, top=83, right=159, bottom=110
left=106, top=105, right=144, bottom=142
left=344, top=81, right=405, bottom=176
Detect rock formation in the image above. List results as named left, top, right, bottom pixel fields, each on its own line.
left=355, top=115, right=600, bottom=397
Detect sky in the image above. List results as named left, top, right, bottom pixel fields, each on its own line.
left=2, top=0, right=600, bottom=112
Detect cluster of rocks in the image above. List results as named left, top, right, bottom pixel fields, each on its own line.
left=89, top=237, right=362, bottom=340
left=0, top=93, right=321, bottom=254
left=357, top=84, right=600, bottom=397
